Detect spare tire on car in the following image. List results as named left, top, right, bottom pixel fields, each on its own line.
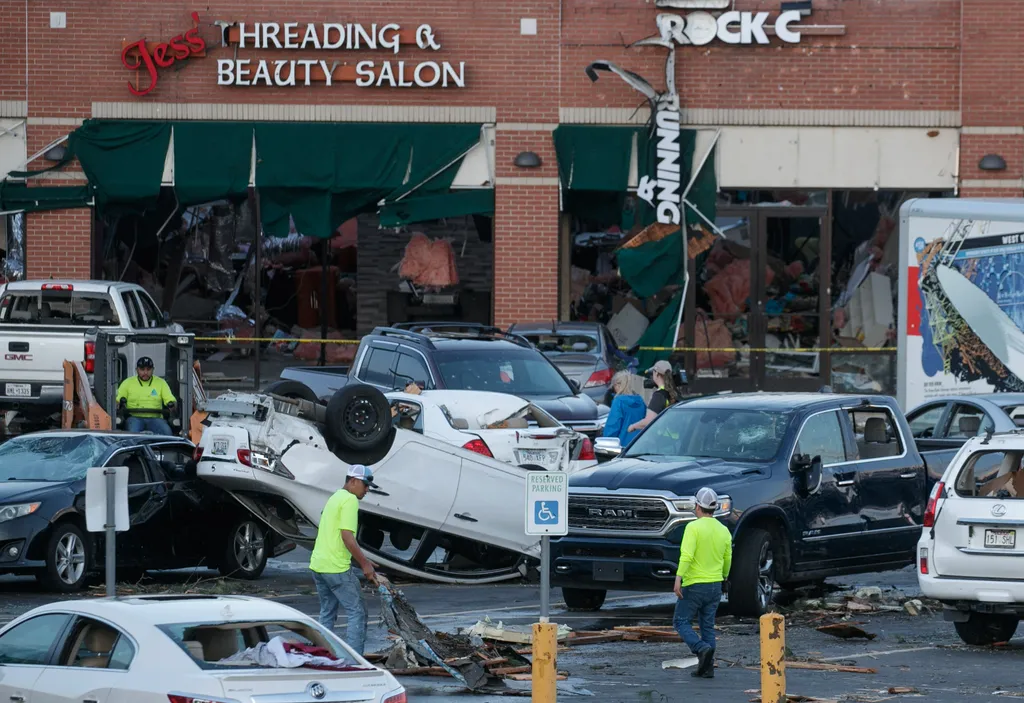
left=326, top=383, right=393, bottom=453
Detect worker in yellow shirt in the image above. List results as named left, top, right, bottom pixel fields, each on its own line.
left=116, top=356, right=176, bottom=435
left=673, top=487, right=732, bottom=679
left=309, top=464, right=380, bottom=654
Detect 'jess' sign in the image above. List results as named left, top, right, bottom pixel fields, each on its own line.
left=121, top=12, right=207, bottom=96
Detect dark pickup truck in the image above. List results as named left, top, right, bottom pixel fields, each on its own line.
left=552, top=392, right=943, bottom=616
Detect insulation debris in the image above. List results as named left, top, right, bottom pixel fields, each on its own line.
left=816, top=623, right=877, bottom=641
left=662, top=657, right=699, bottom=670
left=399, top=232, right=459, bottom=288
left=460, top=617, right=572, bottom=645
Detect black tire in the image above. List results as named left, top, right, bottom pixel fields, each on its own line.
left=729, top=528, right=776, bottom=617
left=333, top=427, right=396, bottom=467
left=219, top=519, right=269, bottom=580
left=562, top=587, right=606, bottom=611
left=38, top=523, right=89, bottom=593
left=264, top=380, right=319, bottom=403
left=954, top=613, right=1020, bottom=646
left=325, top=384, right=391, bottom=452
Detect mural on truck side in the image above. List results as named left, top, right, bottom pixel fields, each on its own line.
left=909, top=218, right=1024, bottom=408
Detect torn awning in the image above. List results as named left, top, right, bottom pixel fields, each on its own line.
left=68, top=119, right=495, bottom=236
left=0, top=182, right=92, bottom=213
left=379, top=189, right=494, bottom=227
left=553, top=125, right=642, bottom=191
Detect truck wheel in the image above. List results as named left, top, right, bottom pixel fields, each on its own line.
left=729, top=528, right=776, bottom=617
left=562, top=587, right=606, bottom=611
left=264, top=380, right=318, bottom=403
left=953, top=613, right=1019, bottom=646
left=326, top=384, right=391, bottom=451
left=38, top=523, right=89, bottom=593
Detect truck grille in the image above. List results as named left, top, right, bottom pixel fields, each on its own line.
left=568, top=496, right=670, bottom=532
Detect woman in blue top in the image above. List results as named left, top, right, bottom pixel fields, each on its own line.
left=602, top=371, right=648, bottom=447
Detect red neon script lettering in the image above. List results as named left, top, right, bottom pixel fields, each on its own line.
left=122, top=12, right=206, bottom=96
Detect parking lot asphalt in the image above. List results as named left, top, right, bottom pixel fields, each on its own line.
left=3, top=550, right=1024, bottom=702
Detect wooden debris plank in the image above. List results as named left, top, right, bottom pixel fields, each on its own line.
left=490, top=665, right=532, bottom=676
left=786, top=661, right=877, bottom=674
left=390, top=666, right=451, bottom=677
left=505, top=674, right=569, bottom=681
left=568, top=633, right=626, bottom=646
left=479, top=657, right=509, bottom=667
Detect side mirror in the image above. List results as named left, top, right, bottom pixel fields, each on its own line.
left=594, top=437, right=622, bottom=457
left=569, top=379, right=581, bottom=394
left=790, top=453, right=813, bottom=473
left=572, top=342, right=590, bottom=352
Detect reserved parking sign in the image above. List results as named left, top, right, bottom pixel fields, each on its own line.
left=525, top=471, right=568, bottom=536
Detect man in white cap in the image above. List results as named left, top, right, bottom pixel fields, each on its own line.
left=309, top=464, right=379, bottom=654
left=673, top=487, right=732, bottom=679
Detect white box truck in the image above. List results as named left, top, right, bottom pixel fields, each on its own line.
left=898, top=198, right=1024, bottom=411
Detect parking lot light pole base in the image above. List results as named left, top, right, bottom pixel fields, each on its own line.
left=760, top=613, right=785, bottom=703
left=532, top=622, right=558, bottom=703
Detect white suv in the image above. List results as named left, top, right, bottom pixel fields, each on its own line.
left=918, top=432, right=1024, bottom=645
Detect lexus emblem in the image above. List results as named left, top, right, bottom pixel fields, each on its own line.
left=308, top=683, right=326, bottom=700
left=992, top=504, right=1007, bottom=517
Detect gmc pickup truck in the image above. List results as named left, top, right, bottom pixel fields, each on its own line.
left=552, top=392, right=943, bottom=616
left=0, top=280, right=172, bottom=429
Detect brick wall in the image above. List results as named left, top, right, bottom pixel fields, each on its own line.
left=26, top=207, right=91, bottom=279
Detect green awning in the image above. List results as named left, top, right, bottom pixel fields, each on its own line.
left=553, top=125, right=642, bottom=192
left=0, top=182, right=92, bottom=213
left=68, top=120, right=171, bottom=211
left=379, top=189, right=494, bottom=227
left=172, top=122, right=252, bottom=206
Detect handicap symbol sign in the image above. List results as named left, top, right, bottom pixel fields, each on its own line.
left=534, top=501, right=558, bottom=525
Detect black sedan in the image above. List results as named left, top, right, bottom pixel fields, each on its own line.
left=0, top=431, right=294, bottom=592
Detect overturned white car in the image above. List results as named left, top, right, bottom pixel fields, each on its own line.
left=195, top=385, right=594, bottom=584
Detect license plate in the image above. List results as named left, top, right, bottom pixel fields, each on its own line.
left=520, top=449, right=553, bottom=464
left=985, top=529, right=1016, bottom=549
left=4, top=383, right=30, bottom=397
left=593, top=563, right=624, bottom=582
left=212, top=438, right=229, bottom=456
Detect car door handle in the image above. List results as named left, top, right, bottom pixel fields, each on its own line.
left=900, top=471, right=919, bottom=479
left=83, top=698, right=99, bottom=703
left=454, top=513, right=478, bottom=523
left=835, top=472, right=855, bottom=487
left=368, top=488, right=389, bottom=496
left=10, top=696, right=25, bottom=702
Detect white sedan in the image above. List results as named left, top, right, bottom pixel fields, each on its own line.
left=0, top=595, right=406, bottom=703
left=386, top=388, right=597, bottom=474
left=195, top=385, right=552, bottom=584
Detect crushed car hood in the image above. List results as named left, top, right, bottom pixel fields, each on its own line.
left=0, top=480, right=69, bottom=503
left=569, top=457, right=771, bottom=495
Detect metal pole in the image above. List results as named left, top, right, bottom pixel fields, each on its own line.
left=253, top=193, right=262, bottom=391
left=104, top=468, right=116, bottom=597
left=319, top=239, right=329, bottom=367
left=540, top=535, right=550, bottom=623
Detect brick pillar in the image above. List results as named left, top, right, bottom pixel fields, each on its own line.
left=26, top=208, right=92, bottom=279
left=493, top=129, right=560, bottom=328
left=959, top=1, right=1024, bottom=197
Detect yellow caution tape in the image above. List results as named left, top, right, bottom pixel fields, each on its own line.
left=193, top=336, right=894, bottom=354
left=638, top=346, right=894, bottom=353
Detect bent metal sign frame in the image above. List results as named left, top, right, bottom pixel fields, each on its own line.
left=583, top=9, right=803, bottom=344
left=121, top=14, right=466, bottom=96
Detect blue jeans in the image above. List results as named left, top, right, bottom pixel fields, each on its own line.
left=673, top=581, right=721, bottom=655
left=125, top=416, right=173, bottom=435
left=312, top=569, right=367, bottom=654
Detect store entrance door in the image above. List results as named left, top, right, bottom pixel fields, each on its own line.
left=685, top=207, right=830, bottom=395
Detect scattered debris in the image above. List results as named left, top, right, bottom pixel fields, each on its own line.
left=460, top=617, right=572, bottom=644
left=816, top=623, right=877, bottom=641
left=662, top=657, right=699, bottom=670
left=786, top=661, right=877, bottom=674
left=855, top=587, right=882, bottom=600
left=745, top=693, right=838, bottom=703
left=903, top=599, right=924, bottom=616
left=887, top=687, right=920, bottom=695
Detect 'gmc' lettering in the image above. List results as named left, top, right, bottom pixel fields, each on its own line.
left=4, top=353, right=32, bottom=361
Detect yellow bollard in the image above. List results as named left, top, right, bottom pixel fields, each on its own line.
left=760, top=613, right=786, bottom=703
left=531, top=622, right=558, bottom=703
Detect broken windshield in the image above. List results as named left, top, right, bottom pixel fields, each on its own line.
left=624, top=407, right=792, bottom=462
